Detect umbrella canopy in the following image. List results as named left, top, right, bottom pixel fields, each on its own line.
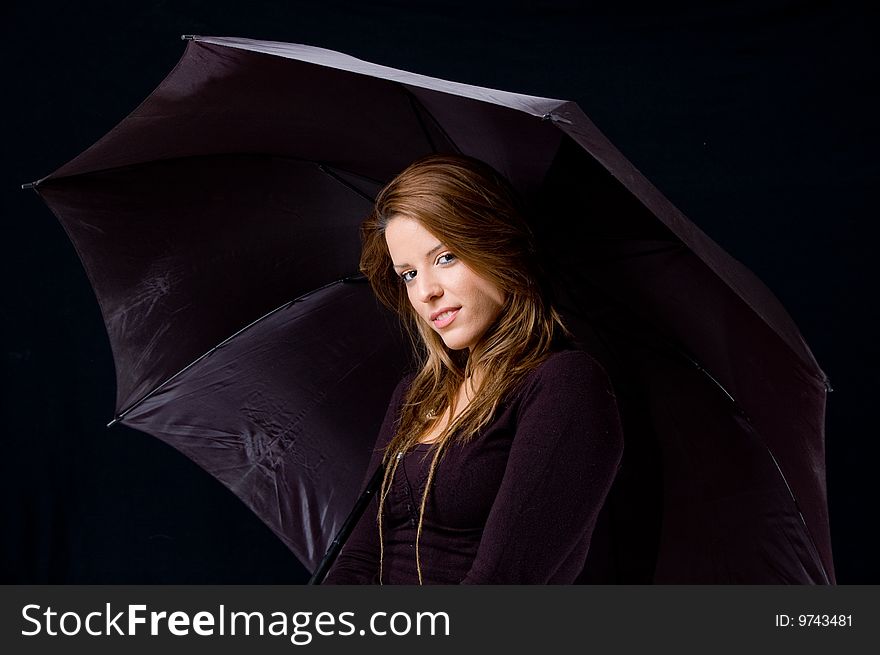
left=29, top=35, right=834, bottom=582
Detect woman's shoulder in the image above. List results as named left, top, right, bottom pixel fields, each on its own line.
left=512, top=348, right=616, bottom=405
left=531, top=348, right=612, bottom=383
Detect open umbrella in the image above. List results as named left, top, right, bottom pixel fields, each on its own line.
left=25, top=35, right=834, bottom=583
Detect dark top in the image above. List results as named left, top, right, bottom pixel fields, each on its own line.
left=322, top=349, right=624, bottom=584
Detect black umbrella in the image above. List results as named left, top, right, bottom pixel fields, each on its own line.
left=26, top=35, right=834, bottom=582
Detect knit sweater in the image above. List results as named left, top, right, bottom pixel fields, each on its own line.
left=323, top=349, right=624, bottom=584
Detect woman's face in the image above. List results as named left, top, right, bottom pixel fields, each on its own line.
left=384, top=215, right=506, bottom=352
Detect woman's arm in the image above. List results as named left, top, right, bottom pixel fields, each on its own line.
left=321, top=374, right=412, bottom=584
left=461, top=351, right=624, bottom=584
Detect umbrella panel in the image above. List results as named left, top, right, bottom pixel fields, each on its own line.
left=40, top=155, right=379, bottom=414
left=122, top=280, right=413, bottom=570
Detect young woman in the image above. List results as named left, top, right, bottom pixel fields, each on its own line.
left=323, top=154, right=624, bottom=584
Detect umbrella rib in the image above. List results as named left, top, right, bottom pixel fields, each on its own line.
left=671, top=340, right=832, bottom=583
left=673, top=349, right=736, bottom=405
left=106, top=275, right=368, bottom=428
left=32, top=152, right=387, bottom=189
left=316, top=164, right=376, bottom=203
left=406, top=90, right=437, bottom=153
left=761, top=445, right=832, bottom=584
left=403, top=87, right=462, bottom=155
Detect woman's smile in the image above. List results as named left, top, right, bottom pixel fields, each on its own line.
left=431, top=307, right=460, bottom=328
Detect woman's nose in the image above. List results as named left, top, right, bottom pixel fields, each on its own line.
left=416, top=271, right=443, bottom=303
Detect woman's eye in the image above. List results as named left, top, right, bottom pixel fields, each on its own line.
left=400, top=254, right=454, bottom=283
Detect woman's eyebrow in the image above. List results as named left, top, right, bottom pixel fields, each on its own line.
left=393, top=243, right=444, bottom=270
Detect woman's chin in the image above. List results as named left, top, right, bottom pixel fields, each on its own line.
left=440, top=335, right=470, bottom=351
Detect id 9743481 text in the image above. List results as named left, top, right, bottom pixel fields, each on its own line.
left=775, top=614, right=853, bottom=627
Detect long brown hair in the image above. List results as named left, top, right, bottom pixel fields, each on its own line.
left=359, top=153, right=572, bottom=583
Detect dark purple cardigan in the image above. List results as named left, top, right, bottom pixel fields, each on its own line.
left=323, top=349, right=624, bottom=584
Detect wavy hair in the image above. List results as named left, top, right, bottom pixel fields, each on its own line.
left=359, top=153, right=572, bottom=583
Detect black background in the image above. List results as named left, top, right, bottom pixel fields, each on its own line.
left=2, top=0, right=876, bottom=583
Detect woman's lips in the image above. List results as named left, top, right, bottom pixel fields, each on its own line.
left=432, top=308, right=459, bottom=328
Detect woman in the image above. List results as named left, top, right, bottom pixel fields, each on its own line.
left=323, top=153, right=624, bottom=584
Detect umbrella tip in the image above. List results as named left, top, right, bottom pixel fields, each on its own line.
left=21, top=181, right=38, bottom=190
left=107, top=416, right=121, bottom=428
left=542, top=112, right=573, bottom=125
left=181, top=34, right=198, bottom=41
